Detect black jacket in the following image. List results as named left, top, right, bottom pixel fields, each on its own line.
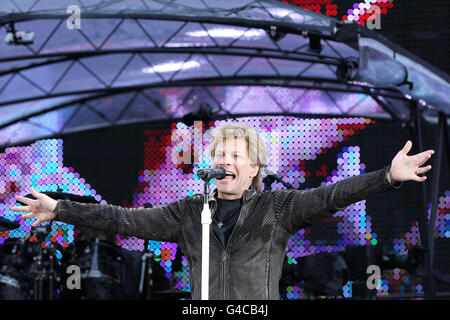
left=55, top=165, right=400, bottom=299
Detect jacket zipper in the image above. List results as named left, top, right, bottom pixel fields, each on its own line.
left=222, top=251, right=227, bottom=299
left=265, top=257, right=270, bottom=299
left=220, top=200, right=251, bottom=299
left=210, top=206, right=232, bottom=300
left=209, top=204, right=227, bottom=299
left=211, top=226, right=228, bottom=299
left=209, top=192, right=254, bottom=300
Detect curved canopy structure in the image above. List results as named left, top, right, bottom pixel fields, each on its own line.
left=0, top=0, right=449, bottom=148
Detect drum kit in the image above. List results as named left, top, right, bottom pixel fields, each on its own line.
left=0, top=191, right=180, bottom=300
left=0, top=216, right=59, bottom=300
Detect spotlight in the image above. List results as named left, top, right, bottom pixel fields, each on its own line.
left=267, top=25, right=286, bottom=42
left=336, top=57, right=359, bottom=82
left=308, top=34, right=322, bottom=53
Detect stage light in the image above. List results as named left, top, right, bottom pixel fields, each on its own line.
left=5, top=28, right=34, bottom=45
left=308, top=34, right=322, bottom=53
left=267, top=25, right=286, bottom=42
left=336, top=57, right=359, bottom=82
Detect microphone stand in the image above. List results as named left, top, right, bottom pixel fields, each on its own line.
left=31, top=222, right=53, bottom=300
left=196, top=167, right=225, bottom=300
left=87, top=238, right=101, bottom=279
left=200, top=178, right=212, bottom=300
left=138, top=239, right=154, bottom=300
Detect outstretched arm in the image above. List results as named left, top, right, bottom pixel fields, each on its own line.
left=275, top=141, right=435, bottom=234
left=13, top=187, right=186, bottom=242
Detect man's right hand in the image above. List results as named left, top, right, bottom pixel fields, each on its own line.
left=12, top=187, right=58, bottom=228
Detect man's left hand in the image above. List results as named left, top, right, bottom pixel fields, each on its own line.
left=389, top=140, right=435, bottom=183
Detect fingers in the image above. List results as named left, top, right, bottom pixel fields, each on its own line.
left=31, top=219, right=41, bottom=228
left=413, top=163, right=433, bottom=183
left=20, top=212, right=43, bottom=228
left=401, top=140, right=412, bottom=155
left=12, top=205, right=31, bottom=212
left=413, top=175, right=427, bottom=182
left=416, top=150, right=435, bottom=166
left=416, top=165, right=432, bottom=175
left=21, top=213, right=36, bottom=219
left=30, top=187, right=42, bottom=199
left=15, top=195, right=34, bottom=205
left=20, top=213, right=42, bottom=228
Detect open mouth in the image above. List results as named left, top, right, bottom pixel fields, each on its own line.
left=224, top=171, right=236, bottom=180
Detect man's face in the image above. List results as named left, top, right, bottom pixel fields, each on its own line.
left=212, top=138, right=259, bottom=200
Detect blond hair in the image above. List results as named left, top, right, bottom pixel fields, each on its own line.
left=208, top=124, right=267, bottom=191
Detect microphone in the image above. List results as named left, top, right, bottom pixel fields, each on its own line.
left=197, top=166, right=226, bottom=181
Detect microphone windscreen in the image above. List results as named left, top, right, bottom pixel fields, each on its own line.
left=216, top=166, right=226, bottom=180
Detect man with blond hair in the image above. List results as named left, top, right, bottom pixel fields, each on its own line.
left=14, top=123, right=434, bottom=300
